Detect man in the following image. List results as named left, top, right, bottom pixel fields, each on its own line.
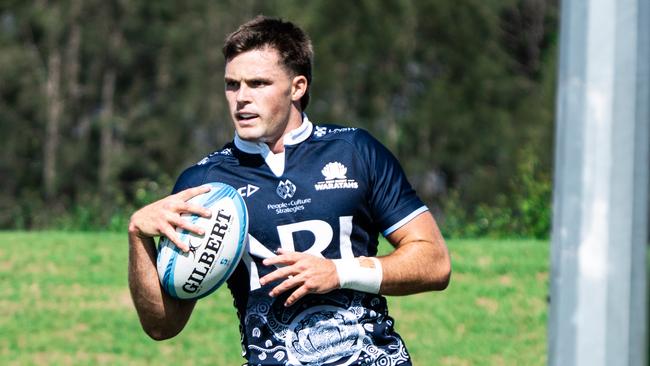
left=128, top=15, right=451, bottom=366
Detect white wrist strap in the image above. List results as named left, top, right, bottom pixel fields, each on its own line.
left=332, top=257, right=383, bottom=294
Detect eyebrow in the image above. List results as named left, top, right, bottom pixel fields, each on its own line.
left=224, top=76, right=273, bottom=84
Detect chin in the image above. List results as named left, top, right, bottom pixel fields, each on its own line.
left=236, top=129, right=264, bottom=142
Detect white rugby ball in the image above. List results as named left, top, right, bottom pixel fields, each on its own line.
left=157, top=182, right=248, bottom=300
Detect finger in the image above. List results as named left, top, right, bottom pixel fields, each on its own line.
left=274, top=248, right=297, bottom=256
left=268, top=275, right=302, bottom=298
left=284, top=285, right=310, bottom=307
left=171, top=215, right=206, bottom=236
left=177, top=201, right=212, bottom=218
left=162, top=226, right=189, bottom=252
left=259, top=266, right=297, bottom=286
left=175, top=184, right=211, bottom=201
left=263, top=252, right=300, bottom=267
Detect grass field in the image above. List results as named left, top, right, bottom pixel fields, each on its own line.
left=0, top=232, right=548, bottom=365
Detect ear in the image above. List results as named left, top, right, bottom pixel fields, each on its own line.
left=290, top=75, right=308, bottom=102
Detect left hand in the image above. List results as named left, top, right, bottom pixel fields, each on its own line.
left=259, top=248, right=339, bottom=307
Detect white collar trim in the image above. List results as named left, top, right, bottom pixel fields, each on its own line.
left=233, top=114, right=313, bottom=177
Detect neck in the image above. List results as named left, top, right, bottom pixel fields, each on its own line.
left=267, top=139, right=287, bottom=154
left=267, top=108, right=304, bottom=153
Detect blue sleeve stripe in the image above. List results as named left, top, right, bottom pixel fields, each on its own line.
left=382, top=206, right=429, bottom=237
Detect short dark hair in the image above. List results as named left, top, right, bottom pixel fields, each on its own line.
left=223, top=16, right=313, bottom=110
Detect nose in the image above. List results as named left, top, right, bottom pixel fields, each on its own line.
left=236, top=84, right=251, bottom=103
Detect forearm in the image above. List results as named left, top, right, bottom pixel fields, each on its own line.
left=128, top=230, right=195, bottom=340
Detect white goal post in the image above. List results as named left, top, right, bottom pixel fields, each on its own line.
left=549, top=0, right=650, bottom=365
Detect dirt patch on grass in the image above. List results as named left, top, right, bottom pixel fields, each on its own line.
left=498, top=275, right=512, bottom=286
left=475, top=297, right=499, bottom=315
left=24, top=351, right=128, bottom=366
left=478, top=256, right=493, bottom=268
left=440, top=356, right=472, bottom=366
left=0, top=260, right=12, bottom=272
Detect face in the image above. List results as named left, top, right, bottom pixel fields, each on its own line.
left=224, top=48, right=307, bottom=148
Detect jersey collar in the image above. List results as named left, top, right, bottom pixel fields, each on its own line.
left=234, top=114, right=313, bottom=177
left=234, top=114, right=313, bottom=154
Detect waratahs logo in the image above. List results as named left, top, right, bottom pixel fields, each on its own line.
left=314, top=162, right=358, bottom=191
left=321, top=162, right=347, bottom=180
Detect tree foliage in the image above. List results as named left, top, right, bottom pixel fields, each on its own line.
left=0, top=0, right=558, bottom=237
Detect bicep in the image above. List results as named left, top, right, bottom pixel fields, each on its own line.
left=378, top=211, right=451, bottom=294
left=385, top=211, right=445, bottom=251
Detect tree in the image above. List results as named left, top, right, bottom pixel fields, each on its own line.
left=0, top=0, right=559, bottom=235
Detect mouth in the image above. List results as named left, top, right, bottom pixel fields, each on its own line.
left=235, top=112, right=259, bottom=121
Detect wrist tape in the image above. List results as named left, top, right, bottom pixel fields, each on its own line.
left=332, top=257, right=383, bottom=294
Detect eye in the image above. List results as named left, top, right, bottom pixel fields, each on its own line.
left=249, top=79, right=269, bottom=88
left=225, top=80, right=239, bottom=90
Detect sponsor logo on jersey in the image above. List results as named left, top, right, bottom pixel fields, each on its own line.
left=314, top=126, right=357, bottom=138
left=314, top=126, right=328, bottom=137
left=276, top=179, right=297, bottom=199
left=267, top=198, right=312, bottom=215
left=197, top=148, right=233, bottom=165
left=314, top=162, right=358, bottom=191
left=237, top=184, right=260, bottom=198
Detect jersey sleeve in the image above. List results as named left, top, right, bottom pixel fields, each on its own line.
left=170, top=164, right=208, bottom=194
left=356, top=130, right=428, bottom=236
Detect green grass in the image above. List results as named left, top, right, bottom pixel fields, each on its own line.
left=0, top=232, right=548, bottom=365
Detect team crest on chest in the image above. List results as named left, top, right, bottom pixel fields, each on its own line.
left=314, top=162, right=359, bottom=191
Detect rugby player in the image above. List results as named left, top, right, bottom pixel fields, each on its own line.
left=128, top=15, right=451, bottom=366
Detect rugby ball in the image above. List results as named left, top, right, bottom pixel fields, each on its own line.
left=157, top=182, right=248, bottom=300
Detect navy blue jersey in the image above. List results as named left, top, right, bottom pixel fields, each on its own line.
left=171, top=118, right=426, bottom=366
